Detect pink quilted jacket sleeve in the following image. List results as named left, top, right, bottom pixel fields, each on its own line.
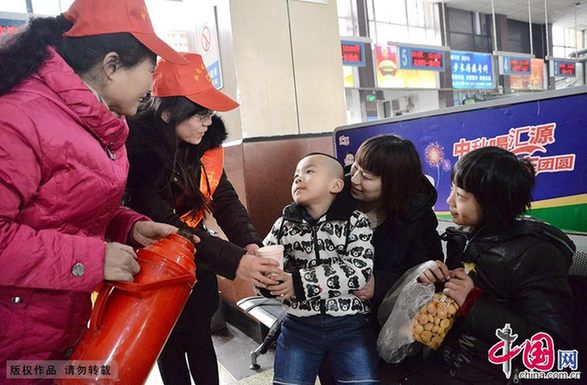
left=0, top=106, right=104, bottom=292
left=105, top=206, right=150, bottom=245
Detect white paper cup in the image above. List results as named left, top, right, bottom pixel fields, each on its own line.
left=256, top=245, right=284, bottom=269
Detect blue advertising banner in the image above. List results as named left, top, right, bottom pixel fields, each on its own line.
left=450, top=51, right=494, bottom=89
left=334, top=88, right=587, bottom=232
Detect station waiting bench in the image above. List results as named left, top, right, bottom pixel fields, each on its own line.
left=237, top=220, right=587, bottom=371
left=236, top=295, right=285, bottom=369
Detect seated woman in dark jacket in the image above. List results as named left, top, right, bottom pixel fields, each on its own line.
left=404, top=147, right=575, bottom=385
left=125, top=53, right=281, bottom=385
left=349, top=135, right=443, bottom=317
left=320, top=135, right=444, bottom=383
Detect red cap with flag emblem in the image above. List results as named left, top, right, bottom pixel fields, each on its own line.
left=153, top=52, right=239, bottom=111
left=63, top=0, right=187, bottom=65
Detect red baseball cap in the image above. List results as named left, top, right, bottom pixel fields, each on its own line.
left=153, top=52, right=239, bottom=112
left=63, top=0, right=187, bottom=65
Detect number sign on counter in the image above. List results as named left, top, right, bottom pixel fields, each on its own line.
left=501, top=56, right=531, bottom=75
left=398, top=46, right=445, bottom=71
left=341, top=41, right=366, bottom=67
left=553, top=60, right=576, bottom=77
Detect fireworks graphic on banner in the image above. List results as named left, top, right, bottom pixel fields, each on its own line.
left=425, top=142, right=451, bottom=187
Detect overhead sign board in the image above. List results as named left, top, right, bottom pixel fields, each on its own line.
left=500, top=56, right=531, bottom=75
left=553, top=60, right=576, bottom=77
left=374, top=45, right=438, bottom=89
left=341, top=40, right=366, bottom=67
left=398, top=46, right=445, bottom=71
left=510, top=59, right=545, bottom=91
left=450, top=50, right=494, bottom=89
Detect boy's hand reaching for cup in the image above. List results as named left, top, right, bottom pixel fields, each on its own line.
left=418, top=260, right=451, bottom=284
left=443, top=268, right=475, bottom=306
left=269, top=272, right=294, bottom=300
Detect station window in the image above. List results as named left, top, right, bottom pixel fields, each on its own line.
left=552, top=26, right=581, bottom=58
left=447, top=8, right=492, bottom=53
left=365, top=0, right=440, bottom=46
left=1, top=0, right=28, bottom=13
left=31, top=0, right=67, bottom=15
left=506, top=19, right=531, bottom=54
left=337, top=0, right=358, bottom=37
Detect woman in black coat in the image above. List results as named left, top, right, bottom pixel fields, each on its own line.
left=350, top=135, right=443, bottom=317
left=320, top=135, right=443, bottom=383
left=125, top=53, right=281, bottom=385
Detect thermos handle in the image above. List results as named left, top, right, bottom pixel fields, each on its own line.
left=113, top=274, right=194, bottom=293
left=90, top=274, right=194, bottom=330
left=90, top=284, right=114, bottom=331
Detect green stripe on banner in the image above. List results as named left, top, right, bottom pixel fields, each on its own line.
left=436, top=203, right=587, bottom=234
left=528, top=204, right=587, bottom=233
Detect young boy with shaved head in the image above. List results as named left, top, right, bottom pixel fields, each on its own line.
left=264, top=153, right=379, bottom=385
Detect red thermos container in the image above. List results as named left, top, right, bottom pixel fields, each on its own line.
left=58, top=232, right=197, bottom=385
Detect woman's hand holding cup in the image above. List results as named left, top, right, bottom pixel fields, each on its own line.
left=255, top=245, right=284, bottom=271
left=236, top=252, right=282, bottom=289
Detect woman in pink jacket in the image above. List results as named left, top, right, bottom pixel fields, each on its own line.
left=0, top=0, right=189, bottom=381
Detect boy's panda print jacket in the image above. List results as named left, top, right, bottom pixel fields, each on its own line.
left=264, top=194, right=374, bottom=317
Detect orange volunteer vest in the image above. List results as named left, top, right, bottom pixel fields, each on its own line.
left=180, top=146, right=224, bottom=228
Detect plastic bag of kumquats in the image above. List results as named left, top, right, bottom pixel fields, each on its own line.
left=376, top=260, right=443, bottom=363
left=412, top=262, right=478, bottom=350
left=412, top=292, right=459, bottom=350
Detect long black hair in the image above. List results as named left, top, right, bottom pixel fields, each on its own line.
left=355, top=135, right=424, bottom=216
left=130, top=96, right=213, bottom=214
left=452, top=146, right=535, bottom=226
left=0, top=15, right=156, bottom=96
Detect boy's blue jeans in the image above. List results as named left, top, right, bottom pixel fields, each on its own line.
left=273, top=313, right=379, bottom=385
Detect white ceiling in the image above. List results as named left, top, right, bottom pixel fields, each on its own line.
left=428, top=0, right=587, bottom=29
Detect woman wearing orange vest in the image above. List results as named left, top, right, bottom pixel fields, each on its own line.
left=125, top=53, right=282, bottom=385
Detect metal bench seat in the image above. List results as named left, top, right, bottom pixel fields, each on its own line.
left=236, top=296, right=285, bottom=369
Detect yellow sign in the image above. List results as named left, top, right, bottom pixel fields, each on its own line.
left=374, top=45, right=437, bottom=89
left=343, top=66, right=355, bottom=87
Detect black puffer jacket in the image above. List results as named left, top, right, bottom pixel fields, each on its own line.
left=125, top=113, right=261, bottom=331
left=367, top=175, right=443, bottom=312
left=435, top=218, right=575, bottom=384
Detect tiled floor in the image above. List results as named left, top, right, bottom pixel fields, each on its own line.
left=145, top=324, right=276, bottom=385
